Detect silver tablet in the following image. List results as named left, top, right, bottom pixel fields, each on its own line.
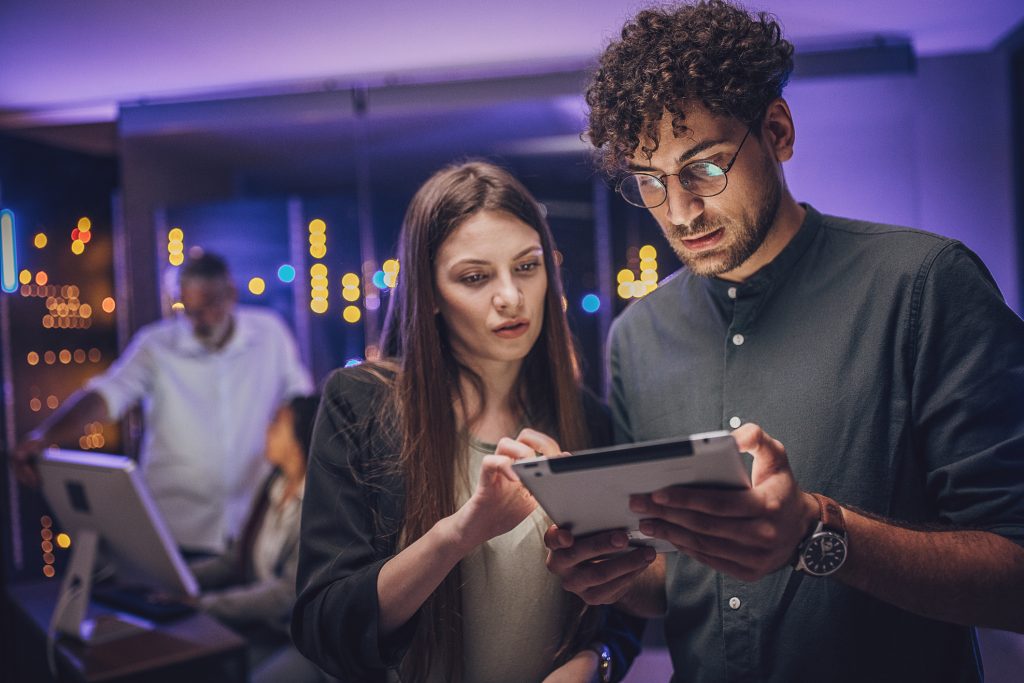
left=512, top=431, right=750, bottom=552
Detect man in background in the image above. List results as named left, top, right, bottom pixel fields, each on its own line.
left=14, top=252, right=313, bottom=555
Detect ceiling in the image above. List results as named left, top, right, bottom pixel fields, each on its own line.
left=1, top=0, right=1022, bottom=131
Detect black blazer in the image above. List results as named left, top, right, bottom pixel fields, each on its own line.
left=291, top=365, right=645, bottom=681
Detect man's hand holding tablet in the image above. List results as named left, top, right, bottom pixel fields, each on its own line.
left=538, top=424, right=817, bottom=617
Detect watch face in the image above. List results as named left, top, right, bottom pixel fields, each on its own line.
left=802, top=531, right=847, bottom=575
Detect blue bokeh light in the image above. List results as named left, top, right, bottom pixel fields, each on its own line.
left=581, top=293, right=601, bottom=314
left=0, top=209, right=17, bottom=294
left=344, top=358, right=363, bottom=368
left=277, top=264, right=296, bottom=283
left=372, top=270, right=387, bottom=290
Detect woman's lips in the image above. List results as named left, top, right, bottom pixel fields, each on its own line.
left=680, top=227, right=725, bottom=251
left=493, top=320, right=530, bottom=339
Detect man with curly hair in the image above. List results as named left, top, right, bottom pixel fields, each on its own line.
left=544, top=2, right=1024, bottom=681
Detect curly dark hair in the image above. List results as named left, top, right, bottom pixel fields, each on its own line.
left=586, top=0, right=794, bottom=172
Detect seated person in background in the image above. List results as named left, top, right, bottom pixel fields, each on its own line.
left=191, top=395, right=326, bottom=683
left=292, top=161, right=644, bottom=683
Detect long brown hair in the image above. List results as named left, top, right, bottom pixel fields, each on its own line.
left=379, top=160, right=593, bottom=681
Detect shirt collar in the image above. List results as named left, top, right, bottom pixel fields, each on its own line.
left=704, top=202, right=822, bottom=298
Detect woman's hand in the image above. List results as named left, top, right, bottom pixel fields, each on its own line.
left=542, top=649, right=600, bottom=683
left=450, top=428, right=564, bottom=551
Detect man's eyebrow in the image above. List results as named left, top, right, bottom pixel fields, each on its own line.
left=626, top=137, right=729, bottom=172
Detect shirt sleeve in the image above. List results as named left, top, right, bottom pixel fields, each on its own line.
left=290, top=369, right=417, bottom=681
left=269, top=313, right=314, bottom=398
left=199, top=571, right=295, bottom=633
left=595, top=607, right=647, bottom=683
left=912, top=241, right=1024, bottom=544
left=607, top=318, right=635, bottom=445
left=189, top=549, right=240, bottom=590
left=84, top=327, right=157, bottom=419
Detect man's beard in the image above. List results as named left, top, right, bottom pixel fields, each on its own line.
left=195, top=316, right=234, bottom=350
left=668, top=168, right=782, bottom=277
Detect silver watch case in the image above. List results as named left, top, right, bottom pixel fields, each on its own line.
left=794, top=521, right=848, bottom=576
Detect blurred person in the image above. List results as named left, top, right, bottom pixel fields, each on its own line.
left=292, top=161, right=644, bottom=683
left=13, top=252, right=314, bottom=554
left=538, top=2, right=1024, bottom=682
left=191, top=395, right=329, bottom=683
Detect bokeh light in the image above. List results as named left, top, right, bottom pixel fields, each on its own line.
left=343, top=305, right=362, bottom=323
left=277, top=265, right=296, bottom=283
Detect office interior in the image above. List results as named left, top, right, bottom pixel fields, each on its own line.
left=1, top=1, right=1023, bottom=681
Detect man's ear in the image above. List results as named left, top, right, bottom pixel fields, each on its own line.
left=762, top=97, right=795, bottom=163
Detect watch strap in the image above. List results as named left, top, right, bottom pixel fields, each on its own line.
left=810, top=492, right=845, bottom=534
left=588, top=641, right=612, bottom=683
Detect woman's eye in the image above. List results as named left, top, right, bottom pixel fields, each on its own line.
left=461, top=273, right=486, bottom=285
left=517, top=261, right=540, bottom=273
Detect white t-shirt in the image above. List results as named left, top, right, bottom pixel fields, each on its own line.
left=87, top=305, right=313, bottom=552
left=453, top=436, right=569, bottom=683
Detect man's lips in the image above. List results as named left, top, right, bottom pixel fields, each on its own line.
left=493, top=319, right=530, bottom=338
left=679, top=227, right=725, bottom=251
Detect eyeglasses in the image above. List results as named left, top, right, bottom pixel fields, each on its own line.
left=615, top=127, right=753, bottom=209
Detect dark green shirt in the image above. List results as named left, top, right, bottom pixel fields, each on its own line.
left=608, top=205, right=1024, bottom=683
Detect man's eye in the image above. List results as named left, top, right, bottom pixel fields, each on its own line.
left=684, top=161, right=725, bottom=179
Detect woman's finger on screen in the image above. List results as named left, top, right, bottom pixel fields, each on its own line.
left=494, top=436, right=536, bottom=461
left=514, top=428, right=562, bottom=456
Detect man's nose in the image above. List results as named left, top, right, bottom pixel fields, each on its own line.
left=663, top=176, right=705, bottom=226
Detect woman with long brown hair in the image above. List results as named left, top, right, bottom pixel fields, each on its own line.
left=292, top=161, right=643, bottom=682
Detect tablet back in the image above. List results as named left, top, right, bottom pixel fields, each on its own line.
left=512, top=431, right=750, bottom=552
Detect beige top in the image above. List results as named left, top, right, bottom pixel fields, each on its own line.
left=445, top=436, right=569, bottom=683
left=251, top=476, right=303, bottom=582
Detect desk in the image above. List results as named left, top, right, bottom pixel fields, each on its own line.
left=5, top=579, right=247, bottom=682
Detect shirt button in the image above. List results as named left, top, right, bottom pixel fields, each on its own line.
left=729, top=416, right=742, bottom=429
left=732, top=334, right=745, bottom=346
left=728, top=596, right=741, bottom=610
left=727, top=287, right=737, bottom=299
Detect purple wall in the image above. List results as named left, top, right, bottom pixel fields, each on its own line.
left=785, top=50, right=1019, bottom=311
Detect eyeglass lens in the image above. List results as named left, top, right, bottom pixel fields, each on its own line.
left=618, top=161, right=728, bottom=208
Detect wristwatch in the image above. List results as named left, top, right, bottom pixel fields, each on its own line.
left=794, top=493, right=848, bottom=576
left=588, top=642, right=612, bottom=683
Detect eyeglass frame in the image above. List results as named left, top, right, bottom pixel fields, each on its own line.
left=615, top=125, right=755, bottom=208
